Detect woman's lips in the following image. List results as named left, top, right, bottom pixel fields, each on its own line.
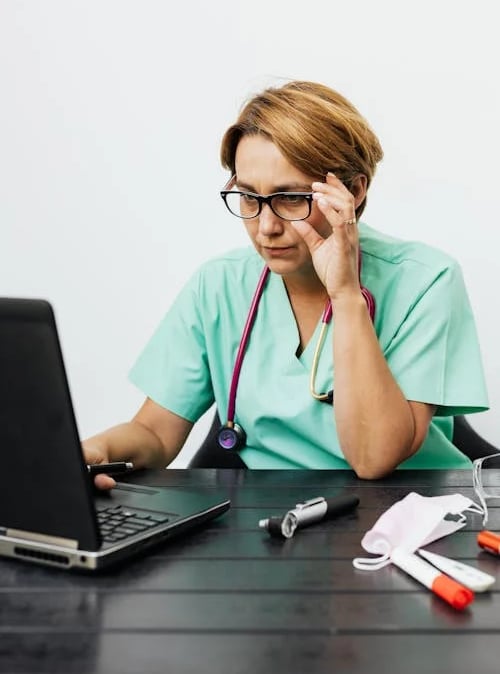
left=263, top=246, right=294, bottom=257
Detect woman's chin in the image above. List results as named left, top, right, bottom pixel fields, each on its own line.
left=261, top=253, right=311, bottom=277
left=264, top=258, right=297, bottom=275
left=259, top=247, right=294, bottom=270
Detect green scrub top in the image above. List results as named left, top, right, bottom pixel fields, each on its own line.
left=129, top=223, right=489, bottom=469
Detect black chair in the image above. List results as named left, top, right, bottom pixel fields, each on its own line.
left=452, top=415, right=499, bottom=460
left=187, top=412, right=498, bottom=468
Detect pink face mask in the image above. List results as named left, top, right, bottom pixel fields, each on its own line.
left=352, top=492, right=483, bottom=571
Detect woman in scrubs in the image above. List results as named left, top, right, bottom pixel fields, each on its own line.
left=83, top=80, right=488, bottom=485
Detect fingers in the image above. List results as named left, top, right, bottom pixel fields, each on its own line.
left=290, top=218, right=325, bottom=252
left=93, top=473, right=116, bottom=490
left=82, top=441, right=115, bottom=490
left=312, top=173, right=357, bottom=230
left=83, top=448, right=104, bottom=465
left=292, top=171, right=358, bottom=253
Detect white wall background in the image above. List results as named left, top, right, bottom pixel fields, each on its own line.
left=1, top=0, right=499, bottom=466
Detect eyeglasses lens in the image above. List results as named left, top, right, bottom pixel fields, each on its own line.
left=224, top=192, right=311, bottom=220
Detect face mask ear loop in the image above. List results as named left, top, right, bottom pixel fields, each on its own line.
left=472, top=456, right=489, bottom=526
left=473, top=457, right=485, bottom=495
left=352, top=552, right=391, bottom=571
left=464, top=503, right=485, bottom=516
left=465, top=501, right=488, bottom=527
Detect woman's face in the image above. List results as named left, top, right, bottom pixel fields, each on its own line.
left=234, top=135, right=332, bottom=279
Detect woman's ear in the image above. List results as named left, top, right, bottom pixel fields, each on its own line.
left=349, top=174, right=368, bottom=210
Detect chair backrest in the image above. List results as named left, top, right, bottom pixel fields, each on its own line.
left=452, top=416, right=499, bottom=460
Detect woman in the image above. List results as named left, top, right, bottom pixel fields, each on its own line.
left=83, top=80, right=488, bottom=486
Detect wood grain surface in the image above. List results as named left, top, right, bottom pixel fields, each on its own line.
left=1, top=469, right=499, bottom=673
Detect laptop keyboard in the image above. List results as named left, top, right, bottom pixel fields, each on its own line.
left=96, top=504, right=170, bottom=544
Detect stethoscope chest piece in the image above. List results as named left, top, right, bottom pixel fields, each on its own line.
left=217, top=423, right=247, bottom=451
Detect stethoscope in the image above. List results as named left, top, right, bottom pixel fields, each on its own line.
left=217, top=259, right=376, bottom=451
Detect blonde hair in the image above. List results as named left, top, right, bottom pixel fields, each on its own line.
left=220, top=81, right=383, bottom=218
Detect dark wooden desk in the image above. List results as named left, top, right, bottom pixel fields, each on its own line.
left=1, top=469, right=500, bottom=673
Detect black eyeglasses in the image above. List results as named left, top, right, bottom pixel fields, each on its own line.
left=220, top=177, right=313, bottom=221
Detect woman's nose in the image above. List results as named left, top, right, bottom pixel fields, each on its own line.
left=257, top=204, right=284, bottom=236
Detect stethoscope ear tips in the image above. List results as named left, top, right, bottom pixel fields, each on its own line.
left=217, top=423, right=247, bottom=451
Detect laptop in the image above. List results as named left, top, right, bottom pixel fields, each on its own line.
left=0, top=297, right=230, bottom=571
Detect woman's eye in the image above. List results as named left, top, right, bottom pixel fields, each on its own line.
left=241, top=194, right=258, bottom=204
left=277, top=194, right=304, bottom=205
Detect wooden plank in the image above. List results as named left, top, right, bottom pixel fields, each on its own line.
left=0, top=633, right=499, bottom=674
left=138, top=468, right=500, bottom=489
left=1, top=553, right=498, bottom=592
left=0, top=589, right=497, bottom=632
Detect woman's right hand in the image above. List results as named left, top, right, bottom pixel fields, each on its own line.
left=82, top=440, right=116, bottom=491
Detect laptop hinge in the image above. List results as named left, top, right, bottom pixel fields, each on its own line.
left=6, top=528, right=78, bottom=549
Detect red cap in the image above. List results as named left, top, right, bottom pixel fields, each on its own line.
left=477, top=530, right=500, bottom=555
left=431, top=575, right=474, bottom=610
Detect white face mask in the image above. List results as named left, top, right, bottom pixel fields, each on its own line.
left=352, top=492, right=483, bottom=571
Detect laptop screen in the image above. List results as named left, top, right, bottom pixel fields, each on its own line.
left=0, top=298, right=101, bottom=550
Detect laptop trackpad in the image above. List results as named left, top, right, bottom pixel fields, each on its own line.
left=112, top=483, right=160, bottom=496
left=93, top=483, right=179, bottom=515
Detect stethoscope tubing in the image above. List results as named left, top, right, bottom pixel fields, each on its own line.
left=226, top=265, right=270, bottom=423
left=225, top=259, right=375, bottom=429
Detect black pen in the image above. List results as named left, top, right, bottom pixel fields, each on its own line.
left=259, top=494, right=359, bottom=539
left=87, top=461, right=134, bottom=476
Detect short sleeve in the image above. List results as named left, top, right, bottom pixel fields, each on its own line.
left=128, top=270, right=214, bottom=422
left=383, top=261, right=489, bottom=416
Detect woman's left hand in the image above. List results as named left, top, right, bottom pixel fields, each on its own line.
left=291, top=173, right=362, bottom=301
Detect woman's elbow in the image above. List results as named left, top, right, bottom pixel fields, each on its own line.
left=348, top=441, right=418, bottom=480
left=352, top=461, right=395, bottom=480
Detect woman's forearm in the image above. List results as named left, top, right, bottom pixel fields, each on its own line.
left=83, top=399, right=194, bottom=470
left=82, top=420, right=173, bottom=469
left=332, top=293, right=422, bottom=479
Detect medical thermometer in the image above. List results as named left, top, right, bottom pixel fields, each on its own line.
left=391, top=547, right=474, bottom=610
left=418, top=549, right=495, bottom=592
